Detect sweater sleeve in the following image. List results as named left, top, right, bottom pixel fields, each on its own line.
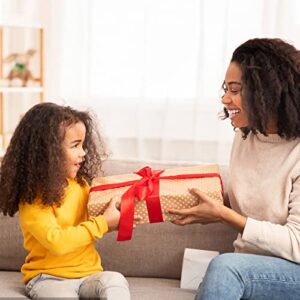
left=242, top=175, right=300, bottom=263
left=19, top=202, right=108, bottom=256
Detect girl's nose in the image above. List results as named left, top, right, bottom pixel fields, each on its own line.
left=80, top=147, right=86, bottom=157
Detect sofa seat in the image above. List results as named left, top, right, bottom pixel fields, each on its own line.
left=0, top=271, right=195, bottom=299
left=127, top=277, right=195, bottom=300
left=0, top=271, right=27, bottom=298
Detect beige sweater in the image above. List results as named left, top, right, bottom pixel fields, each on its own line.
left=228, top=130, right=300, bottom=263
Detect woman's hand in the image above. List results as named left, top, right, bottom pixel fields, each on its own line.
left=167, top=188, right=224, bottom=226
left=168, top=188, right=247, bottom=233
left=103, top=197, right=142, bottom=231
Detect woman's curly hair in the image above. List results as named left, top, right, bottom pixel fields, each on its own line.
left=0, top=102, right=108, bottom=216
left=222, top=38, right=300, bottom=139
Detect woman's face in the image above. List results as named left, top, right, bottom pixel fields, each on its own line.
left=221, top=62, right=249, bottom=128
left=62, top=121, right=86, bottom=179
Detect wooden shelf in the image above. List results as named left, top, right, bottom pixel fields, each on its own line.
left=0, top=87, right=43, bottom=93
left=0, top=23, right=43, bottom=29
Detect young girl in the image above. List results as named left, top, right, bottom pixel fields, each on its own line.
left=169, top=38, right=300, bottom=299
left=0, top=102, right=131, bottom=299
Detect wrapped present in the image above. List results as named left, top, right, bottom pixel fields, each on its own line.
left=88, top=165, right=223, bottom=241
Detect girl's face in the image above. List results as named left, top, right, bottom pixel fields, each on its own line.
left=221, top=62, right=249, bottom=128
left=62, top=121, right=86, bottom=179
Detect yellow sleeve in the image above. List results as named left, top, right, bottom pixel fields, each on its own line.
left=19, top=202, right=108, bottom=256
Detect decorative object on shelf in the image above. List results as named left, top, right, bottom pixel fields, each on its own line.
left=0, top=25, right=44, bottom=158
left=3, top=48, right=40, bottom=87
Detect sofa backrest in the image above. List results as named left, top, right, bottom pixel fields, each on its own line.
left=0, top=159, right=236, bottom=279
left=96, top=222, right=236, bottom=279
left=0, top=214, right=27, bottom=271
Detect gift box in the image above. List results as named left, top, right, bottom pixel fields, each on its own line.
left=88, top=165, right=223, bottom=241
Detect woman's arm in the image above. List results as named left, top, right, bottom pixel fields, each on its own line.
left=169, top=178, right=300, bottom=264
left=239, top=176, right=300, bottom=263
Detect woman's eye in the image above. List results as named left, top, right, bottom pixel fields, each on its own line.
left=230, top=90, right=239, bottom=94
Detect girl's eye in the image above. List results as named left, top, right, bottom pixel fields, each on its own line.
left=72, top=144, right=79, bottom=148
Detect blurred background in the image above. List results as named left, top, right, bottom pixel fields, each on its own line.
left=0, top=0, right=299, bottom=163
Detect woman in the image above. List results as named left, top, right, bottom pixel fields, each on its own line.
left=168, top=38, right=300, bottom=299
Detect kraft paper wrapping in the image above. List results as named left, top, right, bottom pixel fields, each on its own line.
left=88, top=165, right=223, bottom=224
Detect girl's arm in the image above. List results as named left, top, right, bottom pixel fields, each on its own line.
left=19, top=202, right=109, bottom=256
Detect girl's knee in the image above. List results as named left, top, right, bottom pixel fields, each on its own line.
left=103, top=271, right=128, bottom=286
left=90, top=271, right=128, bottom=288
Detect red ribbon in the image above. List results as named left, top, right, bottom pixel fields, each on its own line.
left=90, top=166, right=223, bottom=241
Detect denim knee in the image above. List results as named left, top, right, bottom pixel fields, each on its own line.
left=206, top=253, right=238, bottom=275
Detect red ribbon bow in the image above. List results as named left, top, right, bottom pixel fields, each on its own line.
left=118, top=166, right=164, bottom=241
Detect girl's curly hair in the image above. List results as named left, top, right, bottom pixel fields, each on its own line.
left=222, top=38, right=300, bottom=139
left=0, top=102, right=108, bottom=216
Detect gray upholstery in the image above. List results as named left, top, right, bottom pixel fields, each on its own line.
left=97, top=222, right=235, bottom=279
left=0, top=159, right=236, bottom=298
left=0, top=272, right=196, bottom=299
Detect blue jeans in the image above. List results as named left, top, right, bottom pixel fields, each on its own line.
left=195, top=253, right=300, bottom=300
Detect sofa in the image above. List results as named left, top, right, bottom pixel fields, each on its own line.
left=0, top=158, right=237, bottom=299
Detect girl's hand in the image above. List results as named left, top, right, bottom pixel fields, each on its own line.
left=167, top=188, right=224, bottom=226
left=103, top=197, right=120, bottom=231
left=102, top=197, right=143, bottom=231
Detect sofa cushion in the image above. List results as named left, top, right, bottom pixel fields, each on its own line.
left=0, top=214, right=27, bottom=271
left=127, top=277, right=196, bottom=300
left=0, top=271, right=27, bottom=298
left=0, top=271, right=195, bottom=299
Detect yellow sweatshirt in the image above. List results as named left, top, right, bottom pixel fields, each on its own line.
left=19, top=179, right=108, bottom=284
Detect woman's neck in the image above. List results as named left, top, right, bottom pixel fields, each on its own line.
left=266, top=118, right=278, bottom=134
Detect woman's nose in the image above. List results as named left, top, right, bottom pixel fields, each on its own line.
left=221, top=93, right=231, bottom=105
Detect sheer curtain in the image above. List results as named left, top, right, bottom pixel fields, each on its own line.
left=44, top=0, right=300, bottom=164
